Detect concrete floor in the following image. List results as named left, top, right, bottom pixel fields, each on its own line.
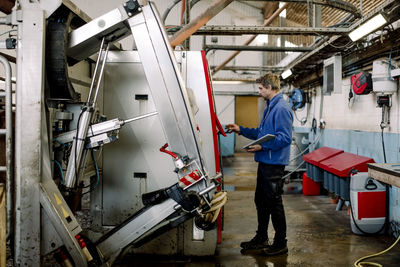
left=116, top=153, right=400, bottom=266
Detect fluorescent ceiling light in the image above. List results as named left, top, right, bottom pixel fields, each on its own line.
left=279, top=2, right=286, bottom=18
left=281, top=69, right=292, bottom=79
left=348, top=14, right=387, bottom=41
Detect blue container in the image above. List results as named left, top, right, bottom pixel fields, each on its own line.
left=328, top=173, right=335, bottom=193
left=306, top=163, right=313, bottom=178
left=340, top=177, right=350, bottom=200
left=323, top=171, right=329, bottom=190
left=334, top=175, right=340, bottom=196
left=314, top=167, right=324, bottom=182
left=310, top=165, right=317, bottom=181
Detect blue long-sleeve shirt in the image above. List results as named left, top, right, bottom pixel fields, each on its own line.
left=240, top=93, right=293, bottom=165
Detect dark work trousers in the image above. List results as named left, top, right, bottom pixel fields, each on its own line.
left=254, top=162, right=286, bottom=242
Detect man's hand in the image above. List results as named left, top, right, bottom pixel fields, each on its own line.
left=225, top=123, right=240, bottom=134
left=246, top=144, right=262, bottom=152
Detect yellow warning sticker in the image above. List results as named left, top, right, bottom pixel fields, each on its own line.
left=61, top=206, right=69, bottom=219
left=54, top=193, right=62, bottom=205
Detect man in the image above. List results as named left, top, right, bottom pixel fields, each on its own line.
left=225, top=73, right=293, bottom=256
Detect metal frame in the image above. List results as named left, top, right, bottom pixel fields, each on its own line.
left=285, top=0, right=397, bottom=73
left=0, top=55, right=12, bottom=240
left=13, top=1, right=219, bottom=266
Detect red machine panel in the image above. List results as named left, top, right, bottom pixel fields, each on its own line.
left=319, top=152, right=375, bottom=177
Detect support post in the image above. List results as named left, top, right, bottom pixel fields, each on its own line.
left=14, top=4, right=45, bottom=266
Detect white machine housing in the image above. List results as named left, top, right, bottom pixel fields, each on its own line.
left=372, top=59, right=398, bottom=95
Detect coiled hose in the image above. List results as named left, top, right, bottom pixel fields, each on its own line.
left=202, top=191, right=228, bottom=223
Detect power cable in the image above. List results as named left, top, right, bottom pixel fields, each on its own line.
left=53, top=159, right=65, bottom=185
left=381, top=128, right=387, bottom=164
left=283, top=129, right=324, bottom=180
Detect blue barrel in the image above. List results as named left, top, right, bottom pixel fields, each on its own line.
left=323, top=171, right=329, bottom=190
left=306, top=163, right=313, bottom=178
left=314, top=167, right=324, bottom=182
left=334, top=175, right=340, bottom=196
left=340, top=177, right=350, bottom=200
left=328, top=173, right=335, bottom=192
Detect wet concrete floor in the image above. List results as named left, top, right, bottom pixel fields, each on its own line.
left=117, top=153, right=400, bottom=266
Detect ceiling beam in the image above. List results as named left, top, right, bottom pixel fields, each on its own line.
left=206, top=44, right=313, bottom=52
left=0, top=0, right=15, bottom=14
left=169, top=0, right=234, bottom=47
left=210, top=65, right=284, bottom=72
left=212, top=2, right=288, bottom=75
left=168, top=25, right=349, bottom=35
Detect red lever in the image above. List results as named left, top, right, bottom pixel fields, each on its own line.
left=160, top=143, right=178, bottom=159
left=215, top=115, right=226, bottom=137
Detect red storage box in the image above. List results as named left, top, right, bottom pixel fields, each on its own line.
left=303, top=147, right=344, bottom=182
left=302, top=147, right=344, bottom=167
left=319, top=152, right=375, bottom=177
left=302, top=172, right=320, bottom=196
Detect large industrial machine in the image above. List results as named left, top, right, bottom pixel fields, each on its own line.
left=2, top=0, right=226, bottom=266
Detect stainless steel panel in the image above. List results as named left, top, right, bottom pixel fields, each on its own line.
left=68, top=6, right=130, bottom=61
left=97, top=198, right=179, bottom=263
left=100, top=53, right=178, bottom=225
left=40, top=182, right=87, bottom=266
left=41, top=211, right=63, bottom=255
left=128, top=4, right=206, bottom=179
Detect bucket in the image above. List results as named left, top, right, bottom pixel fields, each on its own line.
left=302, top=172, right=320, bottom=196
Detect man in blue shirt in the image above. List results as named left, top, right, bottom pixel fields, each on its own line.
left=226, top=73, right=293, bottom=256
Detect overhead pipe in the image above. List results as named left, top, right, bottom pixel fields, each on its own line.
left=206, top=44, right=313, bottom=52
left=162, top=0, right=181, bottom=23
left=170, top=0, right=234, bottom=48
left=212, top=2, right=288, bottom=75
left=162, top=0, right=202, bottom=24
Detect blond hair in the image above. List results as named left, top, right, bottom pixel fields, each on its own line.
left=256, top=73, right=280, bottom=91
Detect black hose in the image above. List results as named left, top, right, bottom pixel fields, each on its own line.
left=381, top=128, right=387, bottom=164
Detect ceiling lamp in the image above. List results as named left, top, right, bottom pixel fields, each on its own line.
left=348, top=14, right=387, bottom=41
left=281, top=69, right=292, bottom=79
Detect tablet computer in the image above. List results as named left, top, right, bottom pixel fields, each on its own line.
left=243, top=134, right=275, bottom=149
